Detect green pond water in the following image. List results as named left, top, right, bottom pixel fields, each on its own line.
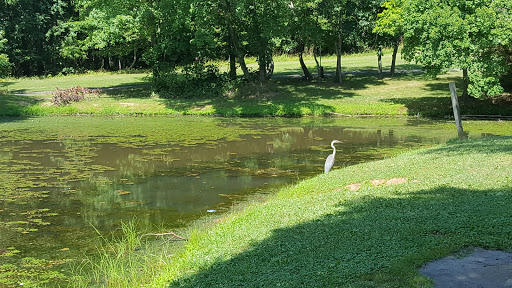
left=0, top=116, right=511, bottom=285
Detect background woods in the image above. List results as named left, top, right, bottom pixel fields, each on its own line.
left=0, top=0, right=510, bottom=97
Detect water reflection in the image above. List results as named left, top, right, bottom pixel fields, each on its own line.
left=0, top=117, right=510, bottom=269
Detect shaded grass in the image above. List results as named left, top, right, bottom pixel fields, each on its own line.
left=3, top=71, right=511, bottom=118
left=232, top=49, right=421, bottom=77
left=1, top=51, right=511, bottom=118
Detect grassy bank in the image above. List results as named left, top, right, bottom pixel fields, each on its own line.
left=74, top=136, right=512, bottom=287
left=1, top=52, right=511, bottom=118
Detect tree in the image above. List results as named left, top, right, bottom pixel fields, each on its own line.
left=192, top=0, right=289, bottom=83
left=0, top=30, right=11, bottom=77
left=0, top=0, right=74, bottom=76
left=318, top=0, right=383, bottom=83
left=189, top=0, right=251, bottom=80
left=318, top=0, right=346, bottom=83
left=288, top=0, right=323, bottom=80
left=240, top=0, right=290, bottom=83
left=401, top=0, right=512, bottom=98
left=373, top=0, right=404, bottom=77
left=55, top=0, right=156, bottom=71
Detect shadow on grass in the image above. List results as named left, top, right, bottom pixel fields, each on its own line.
left=158, top=76, right=386, bottom=116
left=0, top=93, right=45, bottom=116
left=102, top=85, right=152, bottom=99
left=169, top=185, right=512, bottom=288
left=383, top=96, right=512, bottom=118
left=425, top=136, right=512, bottom=155
left=273, top=64, right=423, bottom=78
left=0, top=81, right=16, bottom=89
left=383, top=75, right=512, bottom=118
left=422, top=76, right=463, bottom=93
left=4, top=81, right=150, bottom=95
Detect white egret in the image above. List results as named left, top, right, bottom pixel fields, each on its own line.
left=324, top=140, right=342, bottom=173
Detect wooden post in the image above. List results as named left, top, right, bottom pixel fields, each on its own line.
left=449, top=82, right=466, bottom=140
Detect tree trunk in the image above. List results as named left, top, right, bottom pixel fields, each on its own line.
left=378, top=44, right=383, bottom=79
left=223, top=0, right=251, bottom=80
left=228, top=48, right=237, bottom=80
left=390, top=37, right=400, bottom=77
left=265, top=55, right=274, bottom=80
left=128, top=48, right=137, bottom=69
left=251, top=0, right=267, bottom=84
left=313, top=46, right=322, bottom=83
left=462, top=68, right=469, bottom=97
left=334, top=7, right=343, bottom=84
left=258, top=56, right=266, bottom=84
left=335, top=35, right=342, bottom=83
left=299, top=43, right=312, bottom=80
left=238, top=56, right=250, bottom=79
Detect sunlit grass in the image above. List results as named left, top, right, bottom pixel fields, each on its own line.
left=1, top=50, right=511, bottom=118
left=0, top=72, right=150, bottom=93
left=70, top=221, right=180, bottom=288
left=225, top=48, right=419, bottom=76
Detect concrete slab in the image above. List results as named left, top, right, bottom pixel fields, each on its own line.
left=420, top=248, right=512, bottom=288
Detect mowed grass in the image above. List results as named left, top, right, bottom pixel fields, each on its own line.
left=0, top=72, right=149, bottom=93
left=76, top=136, right=512, bottom=287
left=1, top=51, right=511, bottom=118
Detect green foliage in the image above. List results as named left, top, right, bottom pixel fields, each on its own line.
left=373, top=0, right=404, bottom=37
left=0, top=53, right=11, bottom=78
left=0, top=0, right=74, bottom=76
left=401, top=0, right=512, bottom=98
left=154, top=62, right=239, bottom=99
left=53, top=0, right=154, bottom=72
left=0, top=30, right=12, bottom=77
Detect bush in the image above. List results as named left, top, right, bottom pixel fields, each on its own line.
left=51, top=86, right=101, bottom=106
left=0, top=54, right=11, bottom=78
left=153, top=62, right=239, bottom=99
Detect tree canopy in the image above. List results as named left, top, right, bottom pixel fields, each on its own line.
left=399, top=0, right=512, bottom=97
left=0, top=0, right=509, bottom=99
left=0, top=29, right=11, bottom=77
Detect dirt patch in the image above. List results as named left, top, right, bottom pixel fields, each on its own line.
left=345, top=183, right=362, bottom=191
left=420, top=248, right=512, bottom=288
left=370, top=179, right=387, bottom=186
left=385, top=178, right=407, bottom=185
left=343, top=178, right=408, bottom=191
left=370, top=178, right=408, bottom=186
left=119, top=102, right=135, bottom=107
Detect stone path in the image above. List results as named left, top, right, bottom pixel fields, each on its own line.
left=420, top=248, right=512, bottom=288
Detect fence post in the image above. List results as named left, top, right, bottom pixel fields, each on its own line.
left=449, top=82, right=466, bottom=140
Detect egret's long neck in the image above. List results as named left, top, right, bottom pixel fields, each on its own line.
left=331, top=143, right=336, bottom=155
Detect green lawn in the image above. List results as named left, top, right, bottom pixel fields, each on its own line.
left=73, top=136, right=512, bottom=287
left=0, top=72, right=149, bottom=93
left=1, top=52, right=511, bottom=118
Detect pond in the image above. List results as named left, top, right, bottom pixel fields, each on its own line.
left=0, top=116, right=511, bottom=285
